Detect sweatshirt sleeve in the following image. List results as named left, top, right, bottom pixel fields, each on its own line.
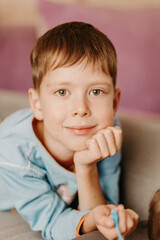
left=96, top=117, right=122, bottom=205
left=0, top=157, right=90, bottom=240
left=97, top=150, right=121, bottom=205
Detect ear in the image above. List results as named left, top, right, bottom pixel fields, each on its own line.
left=113, top=88, right=121, bottom=113
left=28, top=88, right=43, bottom=120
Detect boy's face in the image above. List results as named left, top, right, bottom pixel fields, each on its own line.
left=29, top=61, right=120, bottom=154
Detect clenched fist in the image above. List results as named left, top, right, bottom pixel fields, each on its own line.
left=74, top=126, right=122, bottom=166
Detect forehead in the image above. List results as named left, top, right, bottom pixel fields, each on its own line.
left=48, top=49, right=109, bottom=72
left=43, top=60, right=113, bottom=88
left=49, top=56, right=109, bottom=75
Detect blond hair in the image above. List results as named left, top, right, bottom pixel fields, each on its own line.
left=148, top=189, right=160, bottom=240
left=30, top=21, right=117, bottom=90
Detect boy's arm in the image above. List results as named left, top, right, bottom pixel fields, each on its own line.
left=74, top=126, right=122, bottom=210
left=0, top=161, right=89, bottom=240
left=75, top=161, right=107, bottom=210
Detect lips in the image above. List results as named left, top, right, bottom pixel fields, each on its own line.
left=65, top=125, right=96, bottom=136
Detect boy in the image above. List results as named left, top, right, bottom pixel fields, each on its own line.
left=148, top=189, right=160, bottom=240
left=0, top=22, right=138, bottom=239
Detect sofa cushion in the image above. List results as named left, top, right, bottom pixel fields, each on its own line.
left=0, top=211, right=148, bottom=240
left=73, top=220, right=148, bottom=239
left=119, top=111, right=160, bottom=220
left=38, top=1, right=160, bottom=113
left=0, top=211, right=42, bottom=240
left=0, top=90, right=29, bottom=122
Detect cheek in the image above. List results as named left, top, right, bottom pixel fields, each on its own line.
left=96, top=107, right=115, bottom=128
left=42, top=100, right=66, bottom=120
left=41, top=107, right=62, bottom=128
left=48, top=113, right=65, bottom=127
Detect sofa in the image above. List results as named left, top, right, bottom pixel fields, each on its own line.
left=0, top=89, right=160, bottom=240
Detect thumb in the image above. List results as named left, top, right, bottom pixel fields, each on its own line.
left=95, top=205, right=114, bottom=228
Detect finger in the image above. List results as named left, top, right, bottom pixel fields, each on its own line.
left=97, top=224, right=119, bottom=240
left=87, top=138, right=101, bottom=161
left=125, top=209, right=139, bottom=234
left=118, top=206, right=138, bottom=237
left=100, top=215, right=114, bottom=228
left=93, top=133, right=110, bottom=158
left=96, top=205, right=123, bottom=240
left=107, top=126, right=122, bottom=152
left=126, top=209, right=139, bottom=224
left=103, top=128, right=117, bottom=156
left=117, top=204, right=127, bottom=235
left=100, top=205, right=118, bottom=228
left=122, top=211, right=136, bottom=237
left=94, top=205, right=112, bottom=226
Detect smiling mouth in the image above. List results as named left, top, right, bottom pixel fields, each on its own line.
left=65, top=126, right=96, bottom=136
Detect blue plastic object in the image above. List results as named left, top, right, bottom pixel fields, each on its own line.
left=111, top=209, right=124, bottom=240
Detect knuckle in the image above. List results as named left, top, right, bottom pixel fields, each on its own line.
left=102, top=151, right=110, bottom=159
left=135, top=213, right=139, bottom=221
left=106, top=128, right=112, bottom=134
left=97, top=132, right=103, bottom=139
left=93, top=132, right=102, bottom=141
left=95, top=151, right=102, bottom=160
left=115, top=126, right=122, bottom=134
left=118, top=129, right=123, bottom=136
left=121, top=225, right=127, bottom=234
left=98, top=130, right=105, bottom=136
left=117, top=145, right=121, bottom=152
left=110, top=148, right=117, bottom=156
left=128, top=220, right=134, bottom=229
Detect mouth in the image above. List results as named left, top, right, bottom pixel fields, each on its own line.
left=65, top=126, right=96, bottom=136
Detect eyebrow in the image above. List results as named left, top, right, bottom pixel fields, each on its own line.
left=47, top=81, right=112, bottom=89
left=46, top=81, right=72, bottom=87
left=88, top=79, right=113, bottom=88
left=46, top=76, right=113, bottom=88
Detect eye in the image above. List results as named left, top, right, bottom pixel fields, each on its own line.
left=90, top=89, right=103, bottom=96
left=56, top=89, right=69, bottom=96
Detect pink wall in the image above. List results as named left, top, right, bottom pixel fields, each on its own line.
left=0, top=1, right=160, bottom=114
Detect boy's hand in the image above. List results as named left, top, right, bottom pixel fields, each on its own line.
left=74, top=126, right=122, bottom=210
left=74, top=126, right=122, bottom=167
left=81, top=204, right=139, bottom=240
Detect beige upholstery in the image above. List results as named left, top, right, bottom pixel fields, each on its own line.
left=119, top=112, right=160, bottom=220
left=1, top=89, right=159, bottom=239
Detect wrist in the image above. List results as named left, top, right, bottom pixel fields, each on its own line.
left=80, top=210, right=97, bottom=234
left=74, top=161, right=97, bottom=175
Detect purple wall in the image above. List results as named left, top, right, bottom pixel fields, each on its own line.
left=0, top=27, right=35, bottom=92
left=0, top=1, right=160, bottom=114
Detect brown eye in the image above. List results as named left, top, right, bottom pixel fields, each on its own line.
left=56, top=89, right=69, bottom=96
left=90, top=89, right=103, bottom=96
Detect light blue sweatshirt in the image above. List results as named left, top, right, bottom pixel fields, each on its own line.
left=0, top=109, right=121, bottom=240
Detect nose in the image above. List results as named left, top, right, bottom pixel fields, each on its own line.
left=72, top=96, right=91, bottom=117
